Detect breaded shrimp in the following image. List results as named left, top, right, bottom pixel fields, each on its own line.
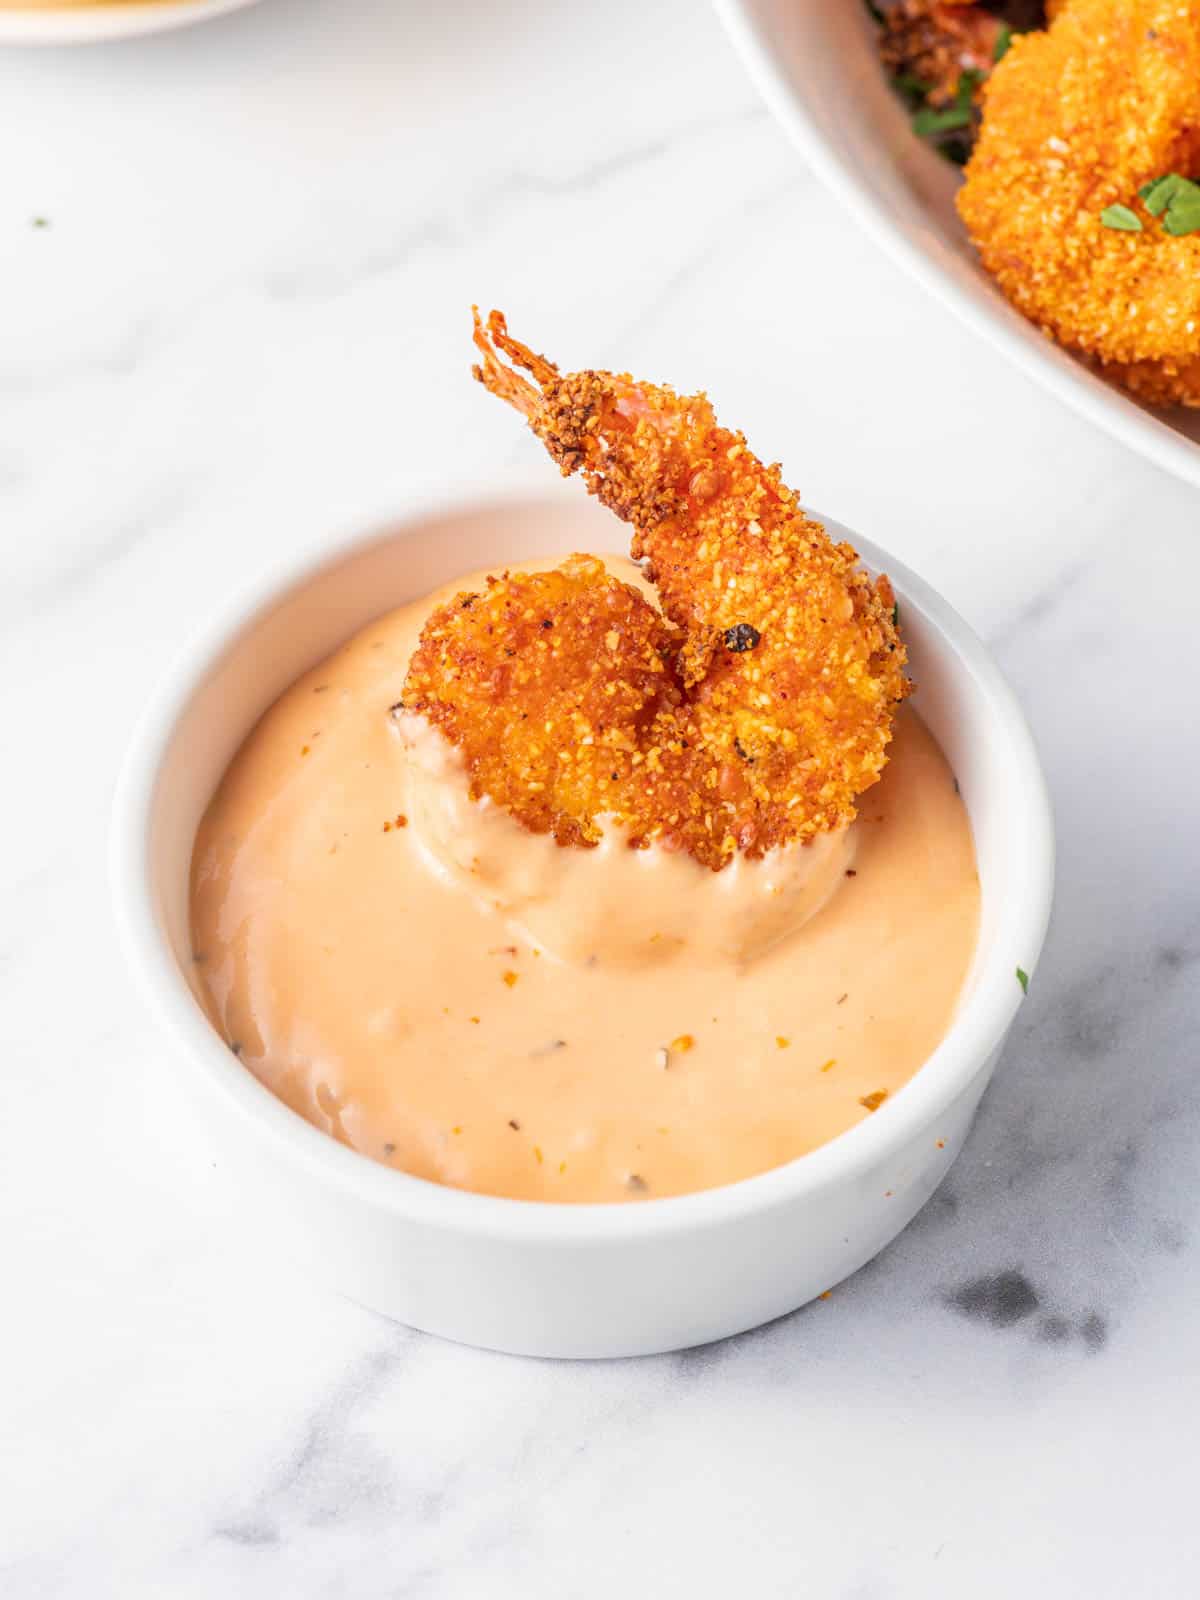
left=958, top=0, right=1200, bottom=406
left=405, top=555, right=682, bottom=850
left=402, top=312, right=908, bottom=871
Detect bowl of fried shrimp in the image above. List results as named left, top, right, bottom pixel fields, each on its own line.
left=112, top=314, right=1053, bottom=1357
left=0, top=0, right=261, bottom=45
left=718, top=0, right=1200, bottom=492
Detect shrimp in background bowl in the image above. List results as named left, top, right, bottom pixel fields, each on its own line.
left=958, top=0, right=1200, bottom=407
left=401, top=311, right=909, bottom=872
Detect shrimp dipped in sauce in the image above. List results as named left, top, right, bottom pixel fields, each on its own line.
left=402, top=311, right=909, bottom=872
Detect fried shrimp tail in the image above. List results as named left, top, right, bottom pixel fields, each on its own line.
left=470, top=308, right=553, bottom=417
left=403, top=313, right=909, bottom=871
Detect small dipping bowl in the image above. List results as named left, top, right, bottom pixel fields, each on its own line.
left=111, top=481, right=1054, bottom=1358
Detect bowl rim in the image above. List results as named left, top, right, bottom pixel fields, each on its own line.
left=714, top=0, right=1200, bottom=494
left=0, top=0, right=260, bottom=46
left=110, top=476, right=1054, bottom=1242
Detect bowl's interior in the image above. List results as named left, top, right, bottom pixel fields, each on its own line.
left=744, top=0, right=969, bottom=253
left=722, top=0, right=1200, bottom=468
left=146, top=491, right=1043, bottom=1057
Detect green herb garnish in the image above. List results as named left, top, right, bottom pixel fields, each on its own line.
left=891, top=601, right=899, bottom=628
left=1100, top=204, right=1143, bottom=233
left=912, top=68, right=984, bottom=140
left=893, top=71, right=933, bottom=109
left=1161, top=182, right=1200, bottom=236
left=862, top=0, right=886, bottom=22
left=1016, top=966, right=1030, bottom=994
left=31, top=216, right=48, bottom=229
left=1139, top=173, right=1190, bottom=215
left=913, top=103, right=972, bottom=137
left=1164, top=200, right=1200, bottom=236
left=1133, top=173, right=1200, bottom=235
left=993, top=22, right=1013, bottom=63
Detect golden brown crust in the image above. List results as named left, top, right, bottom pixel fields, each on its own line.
left=404, top=556, right=683, bottom=850
left=957, top=0, right=1200, bottom=406
left=404, top=313, right=909, bottom=871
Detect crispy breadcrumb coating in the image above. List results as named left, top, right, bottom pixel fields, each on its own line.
left=406, top=555, right=682, bottom=850
left=957, top=0, right=1200, bottom=406
left=402, top=312, right=909, bottom=871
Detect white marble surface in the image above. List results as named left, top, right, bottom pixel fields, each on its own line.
left=2, top=1, right=1199, bottom=1594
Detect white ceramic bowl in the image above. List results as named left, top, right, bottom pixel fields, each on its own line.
left=111, top=481, right=1053, bottom=1359
left=717, top=0, right=1200, bottom=492
left=0, top=0, right=260, bottom=46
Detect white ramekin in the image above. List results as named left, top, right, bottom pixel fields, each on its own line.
left=111, top=479, right=1054, bottom=1359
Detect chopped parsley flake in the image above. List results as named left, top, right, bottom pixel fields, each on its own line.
left=1139, top=173, right=1194, bottom=217
left=1106, top=174, right=1200, bottom=238
left=912, top=68, right=983, bottom=139
left=1016, top=966, right=1030, bottom=995
left=893, top=71, right=932, bottom=109
left=1161, top=185, right=1200, bottom=237
left=912, top=102, right=972, bottom=137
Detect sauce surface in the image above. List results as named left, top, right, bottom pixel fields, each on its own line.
left=190, top=559, right=980, bottom=1202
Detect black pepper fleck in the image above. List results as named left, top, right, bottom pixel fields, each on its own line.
left=723, top=622, right=761, bottom=653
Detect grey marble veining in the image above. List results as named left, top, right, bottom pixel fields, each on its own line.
left=2, top=1, right=1199, bottom=1595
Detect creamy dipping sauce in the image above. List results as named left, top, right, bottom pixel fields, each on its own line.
left=190, top=557, right=980, bottom=1202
